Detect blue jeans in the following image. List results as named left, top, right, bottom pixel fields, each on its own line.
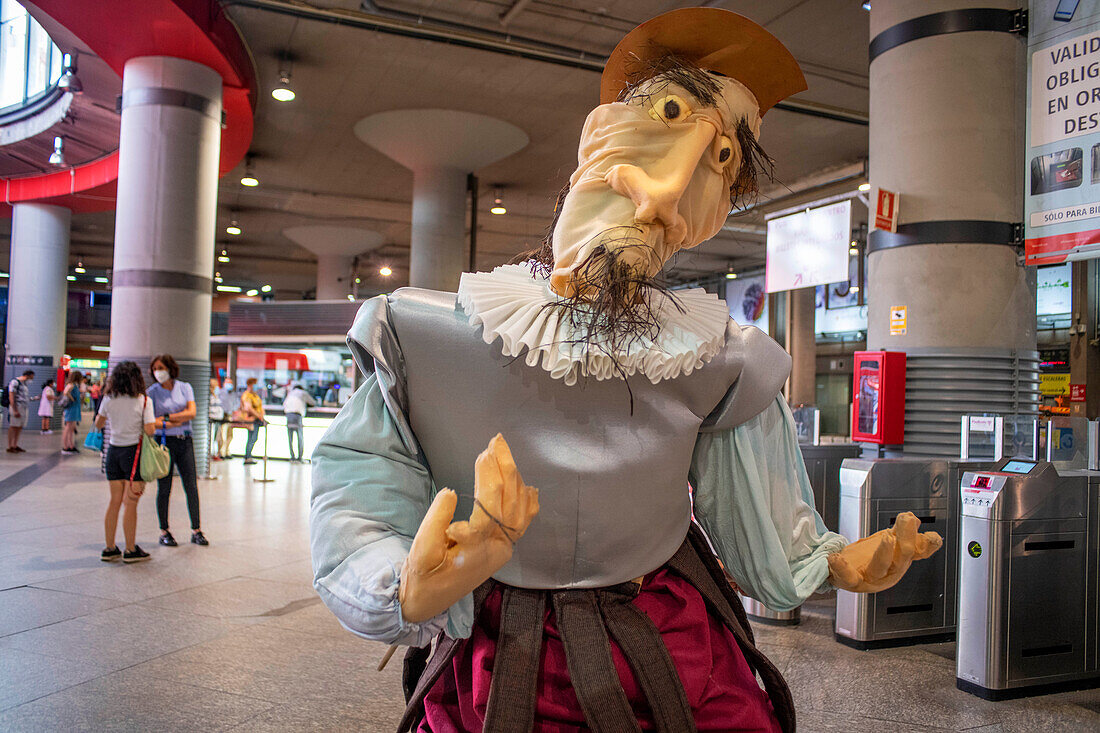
left=244, top=422, right=261, bottom=459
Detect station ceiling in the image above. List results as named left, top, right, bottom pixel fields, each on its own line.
left=3, top=0, right=871, bottom=297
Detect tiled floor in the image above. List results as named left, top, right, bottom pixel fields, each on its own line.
left=1, top=429, right=1098, bottom=731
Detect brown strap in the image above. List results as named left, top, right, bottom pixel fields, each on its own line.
left=599, top=590, right=697, bottom=733
left=395, top=581, right=494, bottom=733
left=483, top=587, right=546, bottom=732
left=552, top=590, right=641, bottom=733
left=668, top=528, right=796, bottom=733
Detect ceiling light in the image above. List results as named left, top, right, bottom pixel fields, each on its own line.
left=57, top=53, right=82, bottom=94
left=725, top=272, right=738, bottom=280
left=48, top=136, right=65, bottom=166
left=218, top=249, right=230, bottom=263
left=94, top=277, right=108, bottom=283
left=849, top=247, right=859, bottom=256
left=354, top=277, right=361, bottom=284
left=851, top=285, right=860, bottom=293
left=858, top=182, right=871, bottom=192
left=260, top=284, right=272, bottom=292
left=0, top=272, right=8, bottom=278
left=226, top=219, right=241, bottom=236
left=66, top=275, right=75, bottom=281
left=246, top=289, right=259, bottom=296
left=90, top=345, right=110, bottom=352
left=240, top=158, right=259, bottom=187
left=346, top=294, right=355, bottom=301
left=74, top=260, right=85, bottom=274
left=379, top=266, right=393, bottom=277
left=216, top=285, right=243, bottom=293
left=272, top=70, right=295, bottom=102
left=862, top=2, right=870, bottom=10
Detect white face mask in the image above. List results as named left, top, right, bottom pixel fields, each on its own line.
left=153, top=369, right=170, bottom=384
left=224, top=381, right=234, bottom=390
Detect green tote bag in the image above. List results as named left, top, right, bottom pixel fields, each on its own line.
left=139, top=396, right=171, bottom=482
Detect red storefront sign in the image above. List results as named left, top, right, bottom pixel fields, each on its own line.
left=1071, top=384, right=1087, bottom=402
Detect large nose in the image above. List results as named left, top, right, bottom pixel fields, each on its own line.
left=604, top=122, right=716, bottom=247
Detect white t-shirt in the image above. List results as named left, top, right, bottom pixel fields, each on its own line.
left=97, top=395, right=155, bottom=446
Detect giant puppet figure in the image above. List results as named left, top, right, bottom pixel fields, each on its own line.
left=311, top=8, right=941, bottom=732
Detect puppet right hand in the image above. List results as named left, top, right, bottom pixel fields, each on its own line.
left=399, top=434, right=540, bottom=624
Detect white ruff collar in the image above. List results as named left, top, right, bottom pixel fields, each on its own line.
left=457, top=265, right=730, bottom=386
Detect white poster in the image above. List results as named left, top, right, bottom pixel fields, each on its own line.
left=725, top=275, right=769, bottom=334
left=1037, top=262, right=1073, bottom=314
left=765, top=200, right=851, bottom=293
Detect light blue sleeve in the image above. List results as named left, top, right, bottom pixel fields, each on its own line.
left=309, top=373, right=474, bottom=646
left=690, top=396, right=848, bottom=612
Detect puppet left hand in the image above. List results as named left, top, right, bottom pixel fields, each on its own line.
left=827, top=512, right=942, bottom=593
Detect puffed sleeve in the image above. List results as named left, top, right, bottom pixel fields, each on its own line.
left=309, top=296, right=474, bottom=646
left=689, top=396, right=848, bottom=612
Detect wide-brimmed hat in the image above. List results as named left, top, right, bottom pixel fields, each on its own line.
left=600, top=7, right=807, bottom=114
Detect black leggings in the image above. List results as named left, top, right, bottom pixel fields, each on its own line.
left=156, top=435, right=200, bottom=531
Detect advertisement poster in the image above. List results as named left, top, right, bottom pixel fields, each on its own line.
left=1025, top=1, right=1100, bottom=264
left=725, top=275, right=769, bottom=334
left=765, top=200, right=851, bottom=292
left=1036, top=261, right=1073, bottom=313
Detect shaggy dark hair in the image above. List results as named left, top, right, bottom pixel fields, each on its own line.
left=107, top=361, right=146, bottom=398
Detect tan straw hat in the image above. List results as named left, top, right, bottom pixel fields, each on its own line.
left=600, top=7, right=807, bottom=114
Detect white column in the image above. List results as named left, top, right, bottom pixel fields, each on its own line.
left=4, top=203, right=70, bottom=426
left=109, top=56, right=222, bottom=473
left=409, top=167, right=467, bottom=292
left=315, top=254, right=353, bottom=300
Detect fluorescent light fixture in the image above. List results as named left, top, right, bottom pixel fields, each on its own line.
left=858, top=182, right=871, bottom=192
left=226, top=221, right=241, bottom=235
left=216, top=285, right=242, bottom=293
left=849, top=247, right=859, bottom=256
left=74, top=260, right=85, bottom=273
left=725, top=272, right=738, bottom=280
left=850, top=285, right=860, bottom=293
left=260, top=284, right=272, bottom=292
left=379, top=266, right=393, bottom=277
left=90, top=345, right=110, bottom=352
left=0, top=272, right=8, bottom=278
left=272, top=71, right=295, bottom=102
left=94, top=277, right=108, bottom=283
left=246, top=289, right=259, bottom=296
left=66, top=275, right=76, bottom=281
left=490, top=187, right=506, bottom=215
left=218, top=249, right=230, bottom=263
left=240, top=175, right=259, bottom=187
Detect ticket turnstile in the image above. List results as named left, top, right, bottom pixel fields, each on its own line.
left=956, top=459, right=1100, bottom=699
left=834, top=458, right=980, bottom=649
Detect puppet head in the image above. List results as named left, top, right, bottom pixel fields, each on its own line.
left=536, top=8, right=806, bottom=304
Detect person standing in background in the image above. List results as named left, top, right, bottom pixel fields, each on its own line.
left=38, top=378, right=56, bottom=434
left=95, top=361, right=156, bottom=564
left=239, top=377, right=265, bottom=465
left=89, top=380, right=103, bottom=416
left=208, top=378, right=225, bottom=461
left=282, top=382, right=316, bottom=462
left=60, top=370, right=83, bottom=455
left=6, top=370, right=34, bottom=453
left=216, top=377, right=235, bottom=458
left=147, top=354, right=208, bottom=547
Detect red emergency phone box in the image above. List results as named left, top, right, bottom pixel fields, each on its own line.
left=851, top=351, right=906, bottom=444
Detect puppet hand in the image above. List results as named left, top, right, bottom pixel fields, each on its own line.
left=399, top=434, right=539, bottom=623
left=827, top=512, right=942, bottom=594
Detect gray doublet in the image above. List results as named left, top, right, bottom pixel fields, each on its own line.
left=348, top=288, right=790, bottom=590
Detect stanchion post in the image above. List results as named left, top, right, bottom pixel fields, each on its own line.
left=253, top=421, right=275, bottom=483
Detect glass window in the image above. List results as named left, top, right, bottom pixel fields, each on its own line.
left=0, top=0, right=62, bottom=113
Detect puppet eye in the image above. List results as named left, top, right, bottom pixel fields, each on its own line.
left=717, top=136, right=734, bottom=165
left=648, top=94, right=691, bottom=123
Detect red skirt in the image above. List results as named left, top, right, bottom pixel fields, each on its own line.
left=419, top=568, right=782, bottom=732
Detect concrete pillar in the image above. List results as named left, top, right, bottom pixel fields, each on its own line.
left=410, top=167, right=468, bottom=292
left=4, top=203, right=70, bottom=428
left=315, top=254, right=354, bottom=300
left=109, top=56, right=222, bottom=474
left=866, top=0, right=1037, bottom=455
left=354, top=109, right=528, bottom=292
left=788, top=286, right=817, bottom=406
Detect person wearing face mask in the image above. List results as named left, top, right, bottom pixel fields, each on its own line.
left=238, top=377, right=266, bottom=465
left=215, top=377, right=236, bottom=459
left=147, top=354, right=207, bottom=547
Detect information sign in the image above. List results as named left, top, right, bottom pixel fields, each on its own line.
left=765, top=200, right=851, bottom=293
left=1025, top=1, right=1100, bottom=263
left=889, top=305, right=907, bottom=335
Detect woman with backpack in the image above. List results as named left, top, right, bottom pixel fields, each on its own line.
left=60, top=370, right=84, bottom=455
left=94, top=361, right=156, bottom=563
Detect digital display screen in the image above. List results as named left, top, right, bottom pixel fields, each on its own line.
left=973, top=476, right=990, bottom=488
left=1002, top=460, right=1037, bottom=474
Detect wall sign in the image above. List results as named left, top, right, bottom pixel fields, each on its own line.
left=1071, top=383, right=1087, bottom=401
left=1025, top=1, right=1100, bottom=264
left=765, top=200, right=851, bottom=293
left=5, top=355, right=53, bottom=366
left=889, top=305, right=907, bottom=335
left=874, top=188, right=899, bottom=232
